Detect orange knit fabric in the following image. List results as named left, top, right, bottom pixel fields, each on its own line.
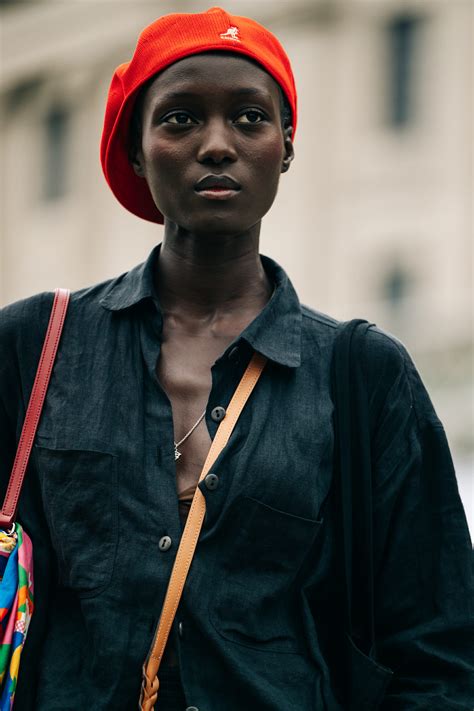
left=100, top=7, right=297, bottom=224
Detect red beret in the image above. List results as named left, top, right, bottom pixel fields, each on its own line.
left=100, top=6, right=297, bottom=224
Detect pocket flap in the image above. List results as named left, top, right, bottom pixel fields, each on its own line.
left=345, top=633, right=393, bottom=710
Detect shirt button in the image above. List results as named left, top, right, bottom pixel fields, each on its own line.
left=204, top=473, right=219, bottom=491
left=178, top=621, right=184, bottom=638
left=211, top=406, right=226, bottom=422
left=158, top=536, right=172, bottom=551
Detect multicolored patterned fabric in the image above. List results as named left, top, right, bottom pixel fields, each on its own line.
left=0, top=524, right=34, bottom=710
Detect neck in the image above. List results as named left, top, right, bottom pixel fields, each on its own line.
left=155, top=222, right=273, bottom=317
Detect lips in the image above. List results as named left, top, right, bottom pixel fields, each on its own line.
left=194, top=175, right=241, bottom=191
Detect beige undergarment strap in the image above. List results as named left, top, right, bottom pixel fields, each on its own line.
left=139, top=351, right=268, bottom=711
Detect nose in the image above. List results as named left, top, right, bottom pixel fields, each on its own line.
left=196, top=118, right=238, bottom=165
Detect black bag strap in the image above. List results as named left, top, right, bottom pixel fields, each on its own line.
left=331, top=318, right=375, bottom=655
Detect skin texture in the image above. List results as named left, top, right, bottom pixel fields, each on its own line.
left=128, top=62, right=292, bottom=166
left=131, top=52, right=294, bottom=523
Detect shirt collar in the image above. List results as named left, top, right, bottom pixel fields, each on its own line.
left=99, top=244, right=160, bottom=311
left=100, top=244, right=302, bottom=368
left=239, top=254, right=302, bottom=368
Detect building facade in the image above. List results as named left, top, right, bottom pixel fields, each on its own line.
left=1, top=0, right=472, bottom=524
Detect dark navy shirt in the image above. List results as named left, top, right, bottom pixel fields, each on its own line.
left=0, top=245, right=472, bottom=710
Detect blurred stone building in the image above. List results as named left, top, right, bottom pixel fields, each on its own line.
left=0, top=0, right=472, bottom=523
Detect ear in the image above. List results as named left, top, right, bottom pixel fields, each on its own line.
left=131, top=152, right=145, bottom=178
left=281, top=126, right=295, bottom=174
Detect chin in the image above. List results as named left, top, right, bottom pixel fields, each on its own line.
left=165, top=210, right=260, bottom=237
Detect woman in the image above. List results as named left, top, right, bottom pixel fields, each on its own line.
left=1, top=7, right=472, bottom=710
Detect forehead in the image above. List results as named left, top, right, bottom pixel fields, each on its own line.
left=143, top=51, right=281, bottom=104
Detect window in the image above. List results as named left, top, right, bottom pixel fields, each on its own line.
left=387, top=14, right=422, bottom=127
left=383, top=263, right=410, bottom=309
left=4, top=77, right=42, bottom=113
left=43, top=104, right=70, bottom=201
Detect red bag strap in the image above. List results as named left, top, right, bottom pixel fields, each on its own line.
left=0, top=288, right=70, bottom=529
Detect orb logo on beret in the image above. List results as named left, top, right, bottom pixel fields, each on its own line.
left=220, top=26, right=241, bottom=42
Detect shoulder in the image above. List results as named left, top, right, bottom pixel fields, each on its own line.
left=362, top=324, right=413, bottom=388
left=301, top=303, right=340, bottom=331
left=0, top=292, right=57, bottom=416
left=300, top=302, right=415, bottom=372
left=300, top=304, right=339, bottom=357
left=355, top=323, right=440, bottom=429
left=0, top=291, right=55, bottom=349
left=0, top=274, right=121, bottom=374
left=300, top=303, right=410, bottom=376
left=299, top=303, right=435, bottom=423
left=68, top=274, right=123, bottom=310
left=0, top=273, right=124, bottom=338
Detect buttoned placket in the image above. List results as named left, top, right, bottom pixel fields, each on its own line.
left=137, top=301, right=182, bottom=568
left=165, top=342, right=252, bottom=693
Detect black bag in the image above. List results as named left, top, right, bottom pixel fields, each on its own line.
left=331, top=319, right=394, bottom=710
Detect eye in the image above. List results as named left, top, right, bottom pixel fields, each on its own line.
left=235, top=109, right=266, bottom=125
left=162, top=111, right=196, bottom=125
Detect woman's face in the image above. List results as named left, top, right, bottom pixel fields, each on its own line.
left=132, top=52, right=294, bottom=236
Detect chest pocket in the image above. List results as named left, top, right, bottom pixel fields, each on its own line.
left=209, top=496, right=323, bottom=654
left=34, top=444, right=118, bottom=597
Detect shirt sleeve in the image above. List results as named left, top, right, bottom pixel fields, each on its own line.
left=364, top=329, right=474, bottom=710
left=0, top=294, right=52, bottom=493
left=0, top=297, right=29, bottom=495
left=0, top=292, right=59, bottom=709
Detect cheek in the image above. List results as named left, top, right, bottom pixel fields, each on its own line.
left=140, top=130, right=285, bottom=224
left=247, top=138, right=285, bottom=198
left=142, top=139, right=183, bottom=182
left=251, top=135, right=284, bottom=179
left=244, top=132, right=283, bottom=166
left=140, top=138, right=194, bottom=221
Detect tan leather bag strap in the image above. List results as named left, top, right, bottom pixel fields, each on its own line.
left=139, top=351, right=267, bottom=710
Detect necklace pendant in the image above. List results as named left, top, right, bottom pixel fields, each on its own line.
left=174, top=445, right=182, bottom=461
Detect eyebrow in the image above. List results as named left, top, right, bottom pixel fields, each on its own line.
left=155, top=88, right=273, bottom=102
